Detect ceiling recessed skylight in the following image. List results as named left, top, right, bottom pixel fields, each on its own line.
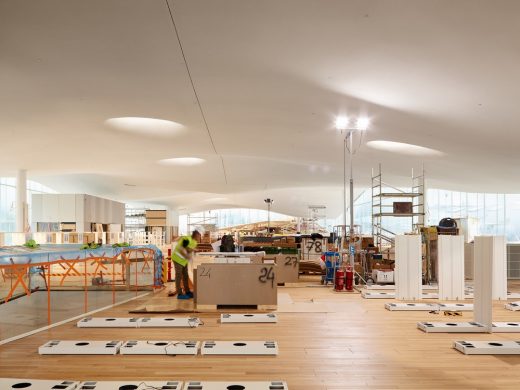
left=367, top=140, right=443, bottom=156
left=158, top=157, right=206, bottom=166
left=105, top=117, right=184, bottom=137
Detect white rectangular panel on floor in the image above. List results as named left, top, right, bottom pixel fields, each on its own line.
left=79, top=381, right=182, bottom=389
left=492, top=322, right=520, bottom=333
left=438, top=235, right=465, bottom=300
left=507, top=293, right=520, bottom=299
left=417, top=321, right=486, bottom=333
left=201, top=341, right=278, bottom=355
left=421, top=293, right=439, bottom=299
left=138, top=317, right=201, bottom=328
left=361, top=291, right=395, bottom=299
left=0, top=379, right=79, bottom=390
left=453, top=340, right=520, bottom=355
left=505, top=301, right=520, bottom=311
left=77, top=317, right=139, bottom=328
left=474, top=236, right=495, bottom=331
left=221, top=313, right=278, bottom=323
left=395, top=235, right=422, bottom=300
left=438, top=303, right=473, bottom=311
left=385, top=303, right=438, bottom=311
left=120, top=340, right=199, bottom=355
left=183, top=381, right=288, bottom=390
left=365, top=284, right=437, bottom=290
left=38, top=340, right=122, bottom=355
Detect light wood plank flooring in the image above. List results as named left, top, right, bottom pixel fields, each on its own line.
left=2, top=281, right=520, bottom=389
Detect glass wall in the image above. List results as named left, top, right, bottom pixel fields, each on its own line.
left=0, top=177, right=56, bottom=232
left=350, top=187, right=520, bottom=242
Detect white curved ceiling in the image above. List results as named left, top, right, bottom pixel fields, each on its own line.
left=1, top=0, right=519, bottom=218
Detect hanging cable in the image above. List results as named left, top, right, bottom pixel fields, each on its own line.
left=164, top=0, right=228, bottom=184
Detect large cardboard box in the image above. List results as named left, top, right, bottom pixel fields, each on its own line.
left=393, top=202, right=413, bottom=214
left=195, top=263, right=277, bottom=307
left=262, top=254, right=299, bottom=284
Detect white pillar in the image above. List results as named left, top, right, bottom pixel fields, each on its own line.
left=16, top=169, right=28, bottom=232
left=474, top=236, right=494, bottom=331
left=394, top=235, right=422, bottom=300
left=438, top=235, right=465, bottom=300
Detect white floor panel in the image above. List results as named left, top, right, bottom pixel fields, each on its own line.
left=453, top=340, right=520, bottom=354
left=365, top=285, right=437, bottom=290
left=507, top=293, right=520, bottom=299
left=417, top=321, right=486, bottom=333
left=438, top=303, right=473, bottom=311
left=221, top=313, right=278, bottom=323
left=120, top=340, right=199, bottom=355
left=201, top=341, right=278, bottom=355
left=505, top=301, right=520, bottom=311
left=385, top=303, right=438, bottom=311
left=38, top=340, right=122, bottom=355
left=138, top=317, right=201, bottom=328
left=77, top=317, right=140, bottom=328
left=361, top=291, right=395, bottom=299
left=183, top=381, right=288, bottom=390
left=492, top=322, right=520, bottom=333
left=78, top=381, right=181, bottom=389
left=0, top=378, right=79, bottom=389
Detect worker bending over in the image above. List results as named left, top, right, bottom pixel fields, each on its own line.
left=171, top=230, right=201, bottom=299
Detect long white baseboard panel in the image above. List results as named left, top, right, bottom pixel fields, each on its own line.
left=221, top=313, right=278, bottom=323
left=78, top=381, right=182, bottom=389
left=417, top=322, right=486, bottom=333
left=361, top=291, right=395, bottom=299
left=437, top=303, right=473, bottom=311
left=453, top=340, right=520, bottom=355
left=77, top=317, right=139, bottom=328
left=183, top=381, right=288, bottom=390
left=77, top=317, right=201, bottom=328
left=385, top=303, right=438, bottom=311
left=138, top=317, right=201, bottom=328
left=505, top=301, right=520, bottom=311
left=365, top=285, right=438, bottom=290
left=492, top=322, right=520, bottom=333
left=38, top=340, right=122, bottom=355
left=120, top=340, right=200, bottom=355
left=200, top=341, right=278, bottom=356
left=0, top=378, right=79, bottom=389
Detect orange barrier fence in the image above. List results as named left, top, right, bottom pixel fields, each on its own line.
left=0, top=248, right=160, bottom=326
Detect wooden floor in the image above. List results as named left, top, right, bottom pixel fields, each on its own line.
left=2, top=281, right=520, bottom=389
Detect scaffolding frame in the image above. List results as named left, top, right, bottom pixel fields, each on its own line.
left=371, top=164, right=425, bottom=250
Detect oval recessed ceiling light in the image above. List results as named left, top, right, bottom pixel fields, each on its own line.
left=105, top=117, right=184, bottom=137
left=366, top=140, right=443, bottom=156
left=158, top=157, right=206, bottom=166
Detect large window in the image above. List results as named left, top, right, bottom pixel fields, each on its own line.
left=0, top=178, right=56, bottom=232
left=350, top=188, right=520, bottom=241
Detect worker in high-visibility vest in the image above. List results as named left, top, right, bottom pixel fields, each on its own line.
left=171, top=230, right=201, bottom=299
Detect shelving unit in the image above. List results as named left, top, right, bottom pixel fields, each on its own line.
left=371, top=164, right=425, bottom=250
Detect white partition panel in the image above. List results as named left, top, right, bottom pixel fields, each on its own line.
left=474, top=236, right=494, bottom=331
left=394, top=235, right=422, bottom=300
left=438, top=235, right=465, bottom=300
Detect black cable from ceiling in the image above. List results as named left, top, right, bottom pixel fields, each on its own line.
left=165, top=0, right=228, bottom=184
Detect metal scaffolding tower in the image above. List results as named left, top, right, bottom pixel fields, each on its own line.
left=372, top=164, right=425, bottom=249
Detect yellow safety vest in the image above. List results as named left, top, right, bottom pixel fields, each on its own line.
left=172, top=236, right=198, bottom=267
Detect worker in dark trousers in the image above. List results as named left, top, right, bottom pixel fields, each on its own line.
left=170, top=230, right=201, bottom=299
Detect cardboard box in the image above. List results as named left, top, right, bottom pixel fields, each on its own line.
left=393, top=202, right=413, bottom=214
left=195, top=263, right=277, bottom=307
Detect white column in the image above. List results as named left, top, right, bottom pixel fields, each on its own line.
left=438, top=235, right=465, bottom=300
left=16, top=169, right=28, bottom=232
left=395, top=235, right=422, bottom=300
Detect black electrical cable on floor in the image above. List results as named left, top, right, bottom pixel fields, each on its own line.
left=164, top=0, right=228, bottom=184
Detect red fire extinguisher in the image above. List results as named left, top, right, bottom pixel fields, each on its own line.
left=334, top=268, right=345, bottom=291
left=345, top=265, right=354, bottom=291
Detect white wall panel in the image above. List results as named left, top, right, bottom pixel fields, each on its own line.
left=438, top=235, right=465, bottom=300
left=474, top=236, right=494, bottom=331
left=394, top=235, right=422, bottom=300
